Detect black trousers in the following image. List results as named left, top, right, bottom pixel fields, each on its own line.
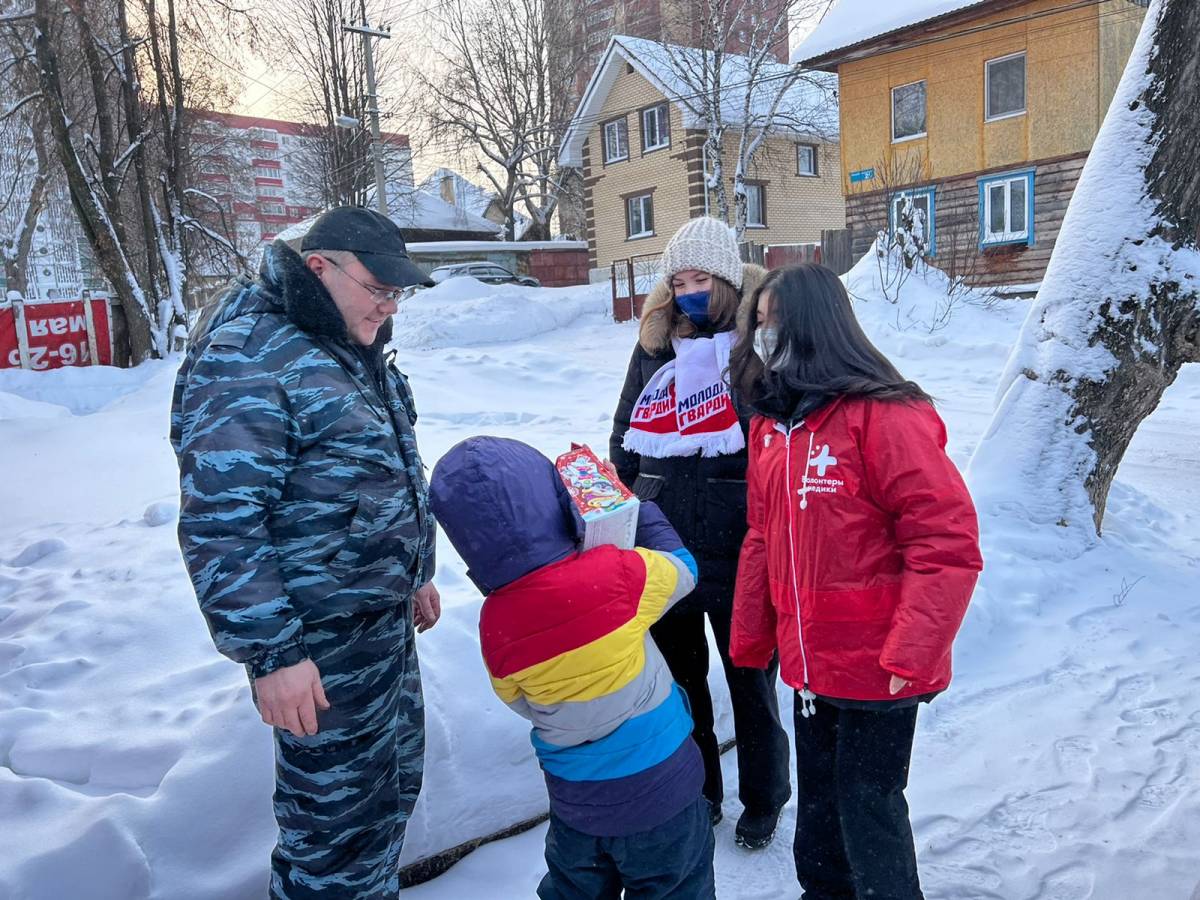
left=792, top=696, right=923, bottom=900
left=650, top=601, right=791, bottom=816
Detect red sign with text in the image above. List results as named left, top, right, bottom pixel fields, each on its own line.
left=0, top=298, right=114, bottom=370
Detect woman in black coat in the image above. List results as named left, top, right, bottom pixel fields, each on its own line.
left=609, top=217, right=790, bottom=849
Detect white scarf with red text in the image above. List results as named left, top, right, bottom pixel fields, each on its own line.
left=623, top=332, right=745, bottom=458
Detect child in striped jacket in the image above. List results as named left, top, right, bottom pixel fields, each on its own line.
left=429, top=436, right=715, bottom=899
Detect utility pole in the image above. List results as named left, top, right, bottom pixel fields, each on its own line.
left=343, top=2, right=391, bottom=216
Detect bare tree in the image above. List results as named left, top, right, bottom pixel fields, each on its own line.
left=28, top=0, right=254, bottom=360
left=511, top=0, right=581, bottom=240
left=0, top=4, right=50, bottom=298
left=142, top=0, right=261, bottom=296
left=653, top=0, right=836, bottom=237
left=417, top=0, right=580, bottom=240
left=30, top=0, right=165, bottom=360
left=269, top=0, right=418, bottom=211
left=968, top=0, right=1199, bottom=539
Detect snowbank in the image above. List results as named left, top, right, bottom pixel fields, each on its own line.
left=843, top=239, right=1027, bottom=366
left=0, top=361, right=170, bottom=418
left=391, top=278, right=610, bottom=350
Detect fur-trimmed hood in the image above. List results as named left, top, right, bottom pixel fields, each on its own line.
left=637, top=263, right=768, bottom=354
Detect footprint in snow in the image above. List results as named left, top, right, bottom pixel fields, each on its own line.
left=1065, top=606, right=1116, bottom=642
left=922, top=862, right=1004, bottom=898
left=1108, top=673, right=1155, bottom=703
left=1119, top=699, right=1177, bottom=725
left=1034, top=863, right=1095, bottom=900
left=1154, top=723, right=1200, bottom=753
left=980, top=789, right=1072, bottom=856
left=1135, top=781, right=1185, bottom=810
left=1053, top=736, right=1098, bottom=781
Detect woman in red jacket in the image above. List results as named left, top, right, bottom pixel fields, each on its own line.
left=727, top=264, right=982, bottom=900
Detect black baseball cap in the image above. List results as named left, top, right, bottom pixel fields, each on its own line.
left=300, top=206, right=434, bottom=288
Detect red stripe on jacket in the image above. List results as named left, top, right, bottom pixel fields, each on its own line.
left=481, top=544, right=644, bottom=679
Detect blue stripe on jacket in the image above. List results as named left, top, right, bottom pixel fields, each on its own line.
left=530, top=684, right=693, bottom=781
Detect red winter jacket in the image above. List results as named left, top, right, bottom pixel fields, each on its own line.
left=730, top=396, right=982, bottom=702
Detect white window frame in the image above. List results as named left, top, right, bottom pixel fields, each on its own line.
left=641, top=104, right=670, bottom=152
left=626, top=193, right=654, bottom=239
left=979, top=169, right=1034, bottom=247
left=985, top=51, right=1027, bottom=122
left=746, top=184, right=766, bottom=228
left=796, top=143, right=818, bottom=177
left=603, top=118, right=629, bottom=163
left=891, top=80, right=927, bottom=143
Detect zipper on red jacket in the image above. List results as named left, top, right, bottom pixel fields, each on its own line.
left=782, top=421, right=818, bottom=718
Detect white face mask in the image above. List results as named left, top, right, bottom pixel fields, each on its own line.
left=753, top=326, right=779, bottom=363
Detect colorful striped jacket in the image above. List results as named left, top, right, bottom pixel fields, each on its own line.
left=430, top=436, right=704, bottom=836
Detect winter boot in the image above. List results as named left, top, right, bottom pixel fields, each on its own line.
left=734, top=806, right=782, bottom=850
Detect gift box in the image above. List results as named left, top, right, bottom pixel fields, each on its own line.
left=555, top=444, right=640, bottom=550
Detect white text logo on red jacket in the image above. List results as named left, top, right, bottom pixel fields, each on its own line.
left=800, top=443, right=844, bottom=503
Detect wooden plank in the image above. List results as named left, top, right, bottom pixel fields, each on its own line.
left=11, top=299, right=32, bottom=369
left=81, top=294, right=101, bottom=365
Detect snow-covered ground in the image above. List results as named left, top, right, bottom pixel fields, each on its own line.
left=1, top=266, right=1198, bottom=899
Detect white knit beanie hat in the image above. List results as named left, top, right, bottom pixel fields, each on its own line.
left=660, top=217, right=744, bottom=290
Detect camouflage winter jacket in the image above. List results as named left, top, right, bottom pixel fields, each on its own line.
left=171, top=241, right=436, bottom=678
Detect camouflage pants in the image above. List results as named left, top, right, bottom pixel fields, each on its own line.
left=267, top=606, right=424, bottom=899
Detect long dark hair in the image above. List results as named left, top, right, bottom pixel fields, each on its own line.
left=729, top=263, right=931, bottom=420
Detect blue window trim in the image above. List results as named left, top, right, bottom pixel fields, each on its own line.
left=978, top=168, right=1035, bottom=249
left=888, top=186, right=937, bottom=256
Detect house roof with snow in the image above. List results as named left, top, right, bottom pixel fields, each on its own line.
left=418, top=167, right=534, bottom=238
left=277, top=188, right=502, bottom=245
left=794, top=0, right=1030, bottom=69
left=559, top=35, right=838, bottom=168
left=387, top=186, right=502, bottom=236
left=420, top=168, right=498, bottom=221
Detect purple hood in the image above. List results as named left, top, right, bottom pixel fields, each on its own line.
left=429, top=437, right=586, bottom=594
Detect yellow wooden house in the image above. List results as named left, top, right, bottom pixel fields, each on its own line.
left=796, top=0, right=1149, bottom=288
left=559, top=35, right=847, bottom=279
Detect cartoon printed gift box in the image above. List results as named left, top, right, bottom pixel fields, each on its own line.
left=555, top=445, right=640, bottom=550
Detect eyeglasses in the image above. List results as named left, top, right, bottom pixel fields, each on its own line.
left=321, top=256, right=413, bottom=305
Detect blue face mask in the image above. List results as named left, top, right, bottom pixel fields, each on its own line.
left=674, top=291, right=712, bottom=328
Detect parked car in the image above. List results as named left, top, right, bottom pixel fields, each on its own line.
left=428, top=262, right=540, bottom=287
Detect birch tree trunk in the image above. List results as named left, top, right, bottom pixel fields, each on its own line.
left=1, top=13, right=50, bottom=298
left=967, top=0, right=1200, bottom=543
left=31, top=0, right=158, bottom=361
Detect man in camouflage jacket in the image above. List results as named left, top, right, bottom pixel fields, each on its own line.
left=171, top=207, right=438, bottom=899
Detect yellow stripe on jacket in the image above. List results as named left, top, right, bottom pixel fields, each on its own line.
left=489, top=547, right=680, bottom=705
